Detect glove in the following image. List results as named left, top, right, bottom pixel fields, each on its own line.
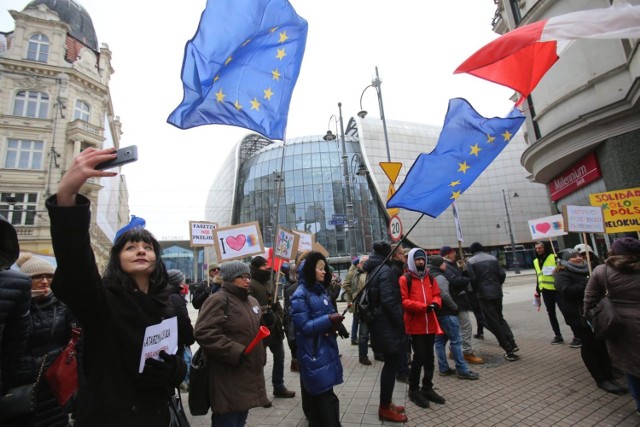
left=262, top=309, right=277, bottom=328
left=140, top=350, right=187, bottom=388
left=337, top=324, right=350, bottom=339
left=426, top=303, right=439, bottom=313
left=328, top=313, right=345, bottom=328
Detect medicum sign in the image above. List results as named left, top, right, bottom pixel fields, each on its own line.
left=589, top=187, right=640, bottom=233
left=562, top=205, right=605, bottom=234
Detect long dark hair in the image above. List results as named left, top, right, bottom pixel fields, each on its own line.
left=104, top=228, right=168, bottom=293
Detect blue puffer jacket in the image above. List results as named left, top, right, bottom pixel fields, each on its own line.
left=290, top=253, right=343, bottom=396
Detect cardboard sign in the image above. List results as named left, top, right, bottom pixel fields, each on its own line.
left=527, top=214, right=567, bottom=239
left=589, top=187, right=640, bottom=233
left=189, top=221, right=218, bottom=247
left=139, top=317, right=178, bottom=373
left=274, top=227, right=299, bottom=260
left=562, top=205, right=605, bottom=234
left=293, top=230, right=314, bottom=253
left=212, top=221, right=265, bottom=262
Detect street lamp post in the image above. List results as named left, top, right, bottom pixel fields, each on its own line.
left=502, top=189, right=521, bottom=274
left=359, top=66, right=391, bottom=162
left=324, top=102, right=356, bottom=257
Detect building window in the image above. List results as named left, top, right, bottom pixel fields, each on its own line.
left=0, top=192, right=39, bottom=226
left=26, top=33, right=49, bottom=62
left=509, top=0, right=522, bottom=25
left=4, top=139, right=45, bottom=170
left=13, top=91, right=49, bottom=119
left=74, top=100, right=91, bottom=121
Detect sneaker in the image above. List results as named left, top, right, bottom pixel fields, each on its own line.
left=439, top=368, right=456, bottom=376
left=273, top=388, right=295, bottom=398
left=551, top=336, right=564, bottom=345
left=379, top=404, right=409, bottom=422
left=464, top=353, right=484, bottom=364
left=597, top=380, right=626, bottom=395
left=359, top=356, right=372, bottom=366
left=504, top=352, right=519, bottom=361
left=509, top=342, right=520, bottom=353
left=473, top=333, right=484, bottom=340
left=609, top=379, right=629, bottom=393
left=457, top=371, right=480, bottom=380
left=409, top=390, right=430, bottom=408
left=422, top=388, right=446, bottom=404
left=179, top=381, right=189, bottom=392
left=570, top=338, right=582, bottom=348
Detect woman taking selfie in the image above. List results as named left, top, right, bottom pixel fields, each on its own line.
left=46, top=148, right=186, bottom=426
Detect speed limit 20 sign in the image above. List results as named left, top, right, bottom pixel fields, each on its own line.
left=388, top=215, right=403, bottom=242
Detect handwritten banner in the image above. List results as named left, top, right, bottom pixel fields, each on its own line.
left=527, top=214, right=567, bottom=239
left=212, top=221, right=265, bottom=262
left=274, top=228, right=299, bottom=260
left=562, top=205, right=605, bottom=234
left=189, top=221, right=218, bottom=247
left=139, top=317, right=178, bottom=373
left=589, top=187, right=640, bottom=233
left=293, top=230, right=314, bottom=254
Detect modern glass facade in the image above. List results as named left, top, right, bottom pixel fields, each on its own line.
left=233, top=133, right=389, bottom=257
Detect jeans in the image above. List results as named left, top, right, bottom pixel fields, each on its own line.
left=358, top=321, right=370, bottom=359
left=541, top=289, right=562, bottom=337
left=211, top=410, right=248, bottom=427
left=266, top=339, right=286, bottom=391
left=457, top=310, right=474, bottom=354
left=409, top=334, right=435, bottom=391
left=435, top=315, right=470, bottom=375
left=351, top=315, right=359, bottom=342
left=627, top=373, right=640, bottom=411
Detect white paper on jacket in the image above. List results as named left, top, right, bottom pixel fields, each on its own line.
left=139, top=316, right=178, bottom=373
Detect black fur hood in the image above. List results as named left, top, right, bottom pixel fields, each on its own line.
left=301, top=251, right=328, bottom=287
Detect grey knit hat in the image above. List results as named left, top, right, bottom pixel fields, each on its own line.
left=167, top=269, right=185, bottom=287
left=17, top=253, right=55, bottom=277
left=220, top=261, right=250, bottom=281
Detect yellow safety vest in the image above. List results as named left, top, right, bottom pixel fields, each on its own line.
left=534, top=254, right=556, bottom=291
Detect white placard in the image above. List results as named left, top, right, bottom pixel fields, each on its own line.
left=139, top=316, right=178, bottom=373
left=212, top=221, right=265, bottom=262
left=293, top=230, right=314, bottom=253
left=189, top=221, right=218, bottom=247
left=274, top=227, right=299, bottom=260
left=562, top=205, right=605, bottom=233
left=527, top=214, right=567, bottom=239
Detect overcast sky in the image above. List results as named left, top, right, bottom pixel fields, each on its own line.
left=1, top=0, right=514, bottom=240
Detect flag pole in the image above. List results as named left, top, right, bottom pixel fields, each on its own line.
left=270, top=134, right=288, bottom=303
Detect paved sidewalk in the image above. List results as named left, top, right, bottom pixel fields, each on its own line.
left=185, top=271, right=639, bottom=426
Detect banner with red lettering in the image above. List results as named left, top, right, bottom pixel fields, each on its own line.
left=589, top=187, right=640, bottom=233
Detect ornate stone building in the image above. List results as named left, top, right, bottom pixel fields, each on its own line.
left=0, top=0, right=130, bottom=268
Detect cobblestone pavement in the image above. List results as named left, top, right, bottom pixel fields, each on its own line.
left=184, top=269, right=640, bottom=426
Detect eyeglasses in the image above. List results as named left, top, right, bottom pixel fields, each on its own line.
left=210, top=268, right=220, bottom=272
left=236, top=274, right=251, bottom=280
left=32, top=274, right=54, bottom=281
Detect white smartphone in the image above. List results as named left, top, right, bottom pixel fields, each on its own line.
left=95, top=145, right=138, bottom=170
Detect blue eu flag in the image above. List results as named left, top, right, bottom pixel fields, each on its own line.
left=167, top=0, right=308, bottom=140
left=387, top=98, right=525, bottom=218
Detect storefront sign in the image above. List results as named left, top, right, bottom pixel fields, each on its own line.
left=548, top=153, right=601, bottom=201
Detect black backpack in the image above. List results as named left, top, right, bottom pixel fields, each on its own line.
left=354, top=284, right=375, bottom=323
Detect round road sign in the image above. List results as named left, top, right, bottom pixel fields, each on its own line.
left=388, top=215, right=403, bottom=242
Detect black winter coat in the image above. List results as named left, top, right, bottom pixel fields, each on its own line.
left=249, top=268, right=284, bottom=346
left=168, top=287, right=195, bottom=354
left=0, top=269, right=31, bottom=393
left=554, top=264, right=589, bottom=328
left=47, top=195, right=179, bottom=427
left=443, top=259, right=472, bottom=311
left=466, top=252, right=506, bottom=300
left=364, top=254, right=405, bottom=355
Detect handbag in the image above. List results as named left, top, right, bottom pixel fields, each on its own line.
left=587, top=266, right=625, bottom=340
left=168, top=389, right=190, bottom=427
left=45, top=327, right=81, bottom=409
left=188, top=347, right=210, bottom=416
left=0, top=355, right=47, bottom=418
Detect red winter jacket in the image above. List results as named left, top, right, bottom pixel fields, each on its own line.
left=399, top=272, right=442, bottom=335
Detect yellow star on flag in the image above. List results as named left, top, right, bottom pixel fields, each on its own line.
left=272, top=68, right=281, bottom=81
left=276, top=48, right=286, bottom=60
left=250, top=98, right=261, bottom=111
left=242, top=39, right=252, bottom=47
left=234, top=100, right=242, bottom=110
left=269, top=27, right=279, bottom=33
left=451, top=190, right=461, bottom=200
left=458, top=161, right=470, bottom=174
left=225, top=56, right=232, bottom=66
left=279, top=31, right=288, bottom=43
left=263, top=87, right=274, bottom=100
left=486, top=133, right=495, bottom=143
left=449, top=180, right=461, bottom=187
left=502, top=130, right=512, bottom=141
left=213, top=74, right=220, bottom=83
left=469, top=144, right=481, bottom=156
left=215, top=89, right=225, bottom=102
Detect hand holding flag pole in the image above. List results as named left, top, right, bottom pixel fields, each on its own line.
left=244, top=326, right=271, bottom=355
